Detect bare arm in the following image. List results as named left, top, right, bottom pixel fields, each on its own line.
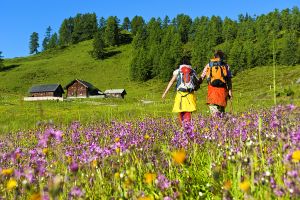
left=226, top=65, right=233, bottom=99
left=162, top=75, right=177, bottom=99
left=200, top=64, right=209, bottom=81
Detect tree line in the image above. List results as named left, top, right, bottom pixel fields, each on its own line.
left=29, top=13, right=136, bottom=58
left=131, top=7, right=300, bottom=81
left=26, top=7, right=300, bottom=82
left=0, top=51, right=4, bottom=70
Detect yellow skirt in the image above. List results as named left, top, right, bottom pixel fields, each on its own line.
left=172, top=91, right=197, bottom=113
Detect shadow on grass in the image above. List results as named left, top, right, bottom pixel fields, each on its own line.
left=105, top=50, right=121, bottom=58
left=0, top=64, right=20, bottom=72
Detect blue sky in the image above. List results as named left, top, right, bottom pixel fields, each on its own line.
left=0, top=0, right=299, bottom=58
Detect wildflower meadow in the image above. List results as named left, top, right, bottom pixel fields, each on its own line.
left=0, top=104, right=299, bottom=199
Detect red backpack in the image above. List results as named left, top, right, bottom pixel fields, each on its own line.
left=176, top=65, right=200, bottom=92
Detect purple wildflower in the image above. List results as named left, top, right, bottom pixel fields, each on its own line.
left=69, top=162, right=79, bottom=173
left=274, top=187, right=285, bottom=197
left=156, top=174, right=171, bottom=191
left=69, top=186, right=84, bottom=197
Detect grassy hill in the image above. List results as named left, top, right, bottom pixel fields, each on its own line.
left=0, top=40, right=300, bottom=133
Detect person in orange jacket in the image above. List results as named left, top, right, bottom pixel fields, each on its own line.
left=199, top=50, right=233, bottom=115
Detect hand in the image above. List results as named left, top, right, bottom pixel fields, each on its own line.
left=228, top=90, right=233, bottom=100
left=198, top=78, right=203, bottom=85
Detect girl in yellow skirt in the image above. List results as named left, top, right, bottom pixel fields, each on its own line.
left=162, top=58, right=198, bottom=125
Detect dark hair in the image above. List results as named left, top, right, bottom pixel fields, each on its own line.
left=214, top=50, right=225, bottom=60
left=181, top=56, right=191, bottom=65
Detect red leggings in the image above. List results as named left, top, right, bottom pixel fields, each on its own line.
left=179, top=112, right=191, bottom=125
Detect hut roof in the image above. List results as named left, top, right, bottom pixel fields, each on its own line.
left=104, top=89, right=127, bottom=95
left=65, top=79, right=100, bottom=91
left=65, top=79, right=105, bottom=95
left=29, top=84, right=64, bottom=93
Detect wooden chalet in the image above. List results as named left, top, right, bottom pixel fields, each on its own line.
left=29, top=84, right=64, bottom=97
left=65, top=79, right=105, bottom=98
left=104, top=89, right=127, bottom=99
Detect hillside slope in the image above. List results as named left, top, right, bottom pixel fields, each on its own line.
left=1, top=40, right=145, bottom=96
left=0, top=40, right=299, bottom=132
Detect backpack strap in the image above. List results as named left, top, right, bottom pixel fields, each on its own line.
left=209, top=61, right=213, bottom=79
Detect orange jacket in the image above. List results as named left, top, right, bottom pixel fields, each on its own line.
left=207, top=85, right=228, bottom=107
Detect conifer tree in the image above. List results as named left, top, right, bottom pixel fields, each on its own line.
left=243, top=40, right=255, bottom=68
left=92, top=31, right=106, bottom=60
left=162, top=15, right=170, bottom=29
left=228, top=39, right=246, bottom=73
left=209, top=15, right=223, bottom=45
left=269, top=9, right=281, bottom=37
left=105, top=16, right=120, bottom=46
left=254, top=33, right=271, bottom=66
left=281, top=8, right=291, bottom=31
left=99, top=17, right=106, bottom=31
left=59, top=17, right=74, bottom=46
left=280, top=32, right=298, bottom=66
left=42, top=26, right=52, bottom=50
left=29, top=32, right=39, bottom=54
left=131, top=16, right=145, bottom=36
left=146, top=18, right=162, bottom=77
left=130, top=28, right=148, bottom=80
left=122, top=17, right=131, bottom=31
left=159, top=26, right=183, bottom=80
left=291, top=7, right=300, bottom=35
left=174, top=14, right=192, bottom=44
left=0, top=51, right=4, bottom=70
left=71, top=13, right=98, bottom=44
left=189, top=17, right=201, bottom=41
left=191, top=16, right=210, bottom=68
left=135, top=48, right=152, bottom=81
left=222, top=17, right=237, bottom=42
left=48, top=33, right=59, bottom=49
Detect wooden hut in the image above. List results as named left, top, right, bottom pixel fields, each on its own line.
left=65, top=79, right=105, bottom=98
left=29, top=84, right=64, bottom=97
left=104, top=89, right=127, bottom=99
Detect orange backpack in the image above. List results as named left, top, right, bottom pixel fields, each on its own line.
left=206, top=58, right=228, bottom=88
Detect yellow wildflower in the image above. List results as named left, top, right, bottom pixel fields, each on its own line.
left=42, top=148, right=48, bottom=155
left=172, top=149, right=186, bottom=164
left=115, top=137, right=120, bottom=142
left=144, top=173, right=156, bottom=184
left=6, top=178, right=17, bottom=190
left=114, top=172, right=120, bottom=179
left=239, top=180, right=250, bottom=192
left=292, top=150, right=300, bottom=162
left=144, top=134, right=150, bottom=140
left=67, top=156, right=72, bottom=163
left=115, top=147, right=120, bottom=154
left=124, top=177, right=133, bottom=188
left=138, top=197, right=152, bottom=200
left=29, top=193, right=42, bottom=200
left=223, top=180, right=232, bottom=190
left=1, top=168, right=14, bottom=176
left=92, top=160, right=97, bottom=168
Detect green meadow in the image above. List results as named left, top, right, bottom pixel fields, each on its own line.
left=0, top=40, right=299, bottom=133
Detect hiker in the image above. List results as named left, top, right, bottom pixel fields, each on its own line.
left=199, top=50, right=232, bottom=115
left=162, top=57, right=199, bottom=125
